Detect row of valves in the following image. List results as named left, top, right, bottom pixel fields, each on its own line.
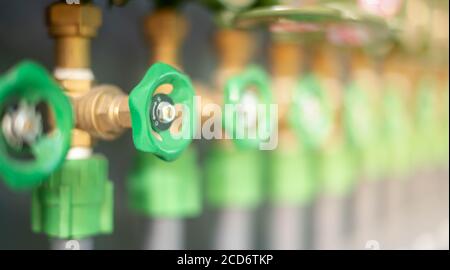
left=0, top=0, right=448, bottom=243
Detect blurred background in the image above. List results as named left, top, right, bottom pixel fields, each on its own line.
left=0, top=0, right=448, bottom=250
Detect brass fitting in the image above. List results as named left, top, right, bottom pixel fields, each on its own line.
left=270, top=40, right=302, bottom=78
left=285, top=44, right=343, bottom=150
left=47, top=2, right=101, bottom=71
left=47, top=2, right=102, bottom=148
left=214, top=29, right=255, bottom=88
left=145, top=9, right=188, bottom=68
left=75, top=85, right=130, bottom=140
left=270, top=39, right=303, bottom=128
left=47, top=2, right=132, bottom=144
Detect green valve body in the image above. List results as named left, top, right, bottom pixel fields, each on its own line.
left=412, top=77, right=441, bottom=168
left=206, top=144, right=264, bottom=208
left=32, top=155, right=113, bottom=239
left=206, top=67, right=272, bottom=208
left=127, top=147, right=201, bottom=217
left=292, top=73, right=355, bottom=197
left=441, top=83, right=449, bottom=164
left=291, top=74, right=332, bottom=151
left=268, top=146, right=318, bottom=205
left=343, top=81, right=384, bottom=180
left=381, top=85, right=412, bottom=178
left=319, top=142, right=355, bottom=197
left=223, top=66, right=273, bottom=149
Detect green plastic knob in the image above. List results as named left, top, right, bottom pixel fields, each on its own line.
left=223, top=66, right=273, bottom=149
left=291, top=74, right=332, bottom=150
left=129, top=62, right=195, bottom=161
left=0, top=61, right=73, bottom=190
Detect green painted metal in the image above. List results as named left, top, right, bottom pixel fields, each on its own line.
left=0, top=61, right=73, bottom=190
left=223, top=66, right=273, bottom=149
left=32, top=155, right=113, bottom=239
left=129, top=62, right=195, bottom=162
left=206, top=144, right=264, bottom=208
left=127, top=147, right=201, bottom=217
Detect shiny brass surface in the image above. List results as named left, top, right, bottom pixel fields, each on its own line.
left=75, top=85, right=130, bottom=140
left=145, top=9, right=187, bottom=68
left=48, top=2, right=131, bottom=145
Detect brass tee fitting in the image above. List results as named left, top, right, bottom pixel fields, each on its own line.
left=48, top=2, right=132, bottom=143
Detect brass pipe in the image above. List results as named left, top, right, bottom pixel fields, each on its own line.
left=145, top=8, right=187, bottom=69
left=270, top=41, right=302, bottom=78
left=270, top=39, right=303, bottom=132
left=349, top=48, right=382, bottom=103
left=311, top=44, right=343, bottom=149
left=48, top=2, right=101, bottom=147
left=381, top=49, right=416, bottom=111
left=214, top=29, right=255, bottom=91
left=55, top=37, right=90, bottom=69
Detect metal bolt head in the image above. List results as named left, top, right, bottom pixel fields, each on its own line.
left=1, top=101, right=43, bottom=149
left=157, top=101, right=176, bottom=124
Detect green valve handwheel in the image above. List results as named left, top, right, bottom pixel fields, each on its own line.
left=223, top=66, right=273, bottom=149
left=291, top=74, right=332, bottom=150
left=0, top=61, right=73, bottom=190
left=129, top=62, right=195, bottom=161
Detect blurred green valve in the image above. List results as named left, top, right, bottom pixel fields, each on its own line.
left=343, top=79, right=382, bottom=180
left=223, top=66, right=273, bottom=149
left=292, top=72, right=355, bottom=197
left=291, top=74, right=332, bottom=151
left=200, top=0, right=275, bottom=210
left=207, top=67, right=273, bottom=208
left=0, top=62, right=73, bottom=190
